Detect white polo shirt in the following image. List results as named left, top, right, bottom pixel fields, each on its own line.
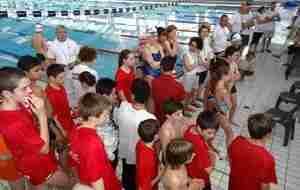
left=47, top=38, right=79, bottom=65
left=213, top=24, right=230, bottom=53
left=116, top=101, right=156, bottom=165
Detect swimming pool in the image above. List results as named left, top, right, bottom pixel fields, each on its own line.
left=0, top=1, right=293, bottom=78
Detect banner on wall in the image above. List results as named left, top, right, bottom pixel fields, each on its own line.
left=0, top=1, right=182, bottom=18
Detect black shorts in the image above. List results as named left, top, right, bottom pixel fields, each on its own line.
left=231, top=85, right=237, bottom=94
left=241, top=34, right=250, bottom=48
left=251, top=32, right=264, bottom=45
left=197, top=71, right=208, bottom=85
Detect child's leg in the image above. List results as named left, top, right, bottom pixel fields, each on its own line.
left=32, top=168, right=71, bottom=190
left=229, top=91, right=237, bottom=123
left=8, top=178, right=25, bottom=190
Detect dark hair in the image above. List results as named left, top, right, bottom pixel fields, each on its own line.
left=96, top=78, right=116, bottom=96
left=79, top=93, right=111, bottom=121
left=131, top=79, right=150, bottom=104
left=189, top=37, right=203, bottom=50
left=166, top=25, right=177, bottom=33
left=220, top=14, right=228, bottom=20
left=36, top=53, right=46, bottom=62
left=257, top=6, right=266, bottom=14
left=78, top=46, right=97, bottom=63
left=160, top=56, right=176, bottom=72
left=17, top=55, right=41, bottom=72
left=157, top=26, right=167, bottom=37
left=0, top=67, right=26, bottom=94
left=196, top=110, right=219, bottom=130
left=198, top=24, right=210, bottom=36
left=224, top=45, right=240, bottom=58
left=165, top=138, right=193, bottom=169
left=46, top=64, right=65, bottom=78
left=248, top=113, right=273, bottom=139
left=79, top=71, right=96, bottom=87
left=208, top=58, right=230, bottom=94
left=163, top=99, right=184, bottom=116
left=118, top=49, right=132, bottom=67
left=138, top=119, right=160, bottom=143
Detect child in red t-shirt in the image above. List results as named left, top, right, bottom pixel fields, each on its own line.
left=45, top=64, right=75, bottom=138
left=219, top=113, right=278, bottom=190
left=136, top=119, right=160, bottom=190
left=184, top=111, right=219, bottom=190
left=69, top=93, right=122, bottom=190
left=0, top=67, right=71, bottom=189
left=162, top=138, right=204, bottom=190
left=115, top=49, right=136, bottom=102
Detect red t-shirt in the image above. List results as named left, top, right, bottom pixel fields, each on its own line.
left=184, top=125, right=211, bottom=187
left=115, top=67, right=135, bottom=103
left=136, top=140, right=159, bottom=190
left=228, top=136, right=277, bottom=190
left=69, top=127, right=122, bottom=190
left=152, top=74, right=186, bottom=123
left=45, top=85, right=75, bottom=136
left=0, top=106, right=58, bottom=185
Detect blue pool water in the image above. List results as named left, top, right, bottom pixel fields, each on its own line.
left=0, top=3, right=247, bottom=78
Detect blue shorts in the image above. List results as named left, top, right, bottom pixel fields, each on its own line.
left=143, top=66, right=160, bottom=77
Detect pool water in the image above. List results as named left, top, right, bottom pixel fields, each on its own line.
left=0, top=2, right=293, bottom=78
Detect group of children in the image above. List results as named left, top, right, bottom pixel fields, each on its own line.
left=0, top=18, right=278, bottom=190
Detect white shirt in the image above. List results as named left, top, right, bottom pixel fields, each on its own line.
left=47, top=38, right=79, bottom=65
left=70, top=64, right=99, bottom=106
left=116, top=101, right=156, bottom=165
left=213, top=24, right=230, bottom=53
left=230, top=12, right=254, bottom=35
left=202, top=37, right=214, bottom=60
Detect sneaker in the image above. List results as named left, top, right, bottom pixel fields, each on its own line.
left=266, top=49, right=272, bottom=53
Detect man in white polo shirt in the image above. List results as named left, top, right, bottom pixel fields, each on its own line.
left=116, top=79, right=156, bottom=190
left=47, top=25, right=80, bottom=107
left=213, top=14, right=231, bottom=56
left=47, top=25, right=79, bottom=65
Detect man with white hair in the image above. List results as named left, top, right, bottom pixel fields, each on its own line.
left=47, top=25, right=80, bottom=107
left=32, top=23, right=48, bottom=57
left=47, top=25, right=79, bottom=65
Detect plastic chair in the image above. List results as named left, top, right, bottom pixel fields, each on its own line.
left=265, top=105, right=299, bottom=146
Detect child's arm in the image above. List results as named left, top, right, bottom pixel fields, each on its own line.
left=29, top=95, right=50, bottom=154
left=53, top=116, right=67, bottom=138
left=183, top=55, right=195, bottom=72
left=91, top=178, right=105, bottom=190
left=218, top=113, right=236, bottom=148
left=151, top=164, right=166, bottom=187
left=188, top=178, right=205, bottom=190
left=143, top=44, right=160, bottom=69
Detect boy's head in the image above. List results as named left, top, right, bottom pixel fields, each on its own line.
left=46, top=64, right=65, bottom=86
left=224, top=45, right=241, bottom=63
left=138, top=119, right=160, bottom=144
left=96, top=78, right=118, bottom=104
left=163, top=99, right=184, bottom=120
left=79, top=93, right=112, bottom=125
left=196, top=111, right=219, bottom=141
left=79, top=71, right=96, bottom=88
left=17, top=55, right=43, bottom=82
left=0, top=67, right=32, bottom=105
left=131, top=79, right=150, bottom=104
left=78, top=46, right=97, bottom=64
left=165, top=138, right=194, bottom=169
left=248, top=113, right=273, bottom=140
left=160, top=56, right=176, bottom=73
